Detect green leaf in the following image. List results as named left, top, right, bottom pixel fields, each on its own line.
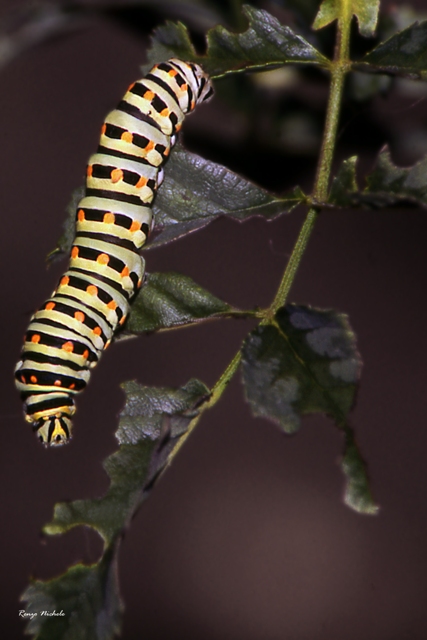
left=44, top=379, right=209, bottom=545
left=241, top=304, right=377, bottom=515
left=124, top=271, right=240, bottom=335
left=20, top=551, right=122, bottom=640
left=328, top=148, right=427, bottom=209
left=147, top=5, right=329, bottom=77
left=150, top=145, right=305, bottom=248
left=313, top=0, right=379, bottom=38
left=359, top=20, right=427, bottom=78
left=23, top=379, right=210, bottom=636
left=204, top=5, right=329, bottom=77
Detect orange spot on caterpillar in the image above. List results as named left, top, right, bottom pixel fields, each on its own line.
left=190, top=100, right=196, bottom=110
left=119, top=315, right=127, bottom=325
left=103, top=212, right=115, bottom=224
left=160, top=108, right=170, bottom=117
left=145, top=140, right=155, bottom=152
left=69, top=383, right=75, bottom=390
left=54, top=380, right=62, bottom=387
left=121, top=131, right=133, bottom=143
left=127, top=82, right=135, bottom=92
left=83, top=349, right=89, bottom=359
left=105, top=339, right=111, bottom=349
left=97, top=253, right=110, bottom=265
left=107, top=300, right=117, bottom=310
left=168, top=69, right=178, bottom=77
left=175, top=123, right=182, bottom=132
left=31, top=334, right=41, bottom=343
left=135, top=176, right=147, bottom=189
left=87, top=285, right=98, bottom=296
left=144, top=90, right=155, bottom=101
left=45, top=302, right=55, bottom=310
left=164, top=147, right=170, bottom=157
left=20, top=375, right=25, bottom=383
left=87, top=165, right=93, bottom=177
left=121, top=266, right=130, bottom=278
left=93, top=326, right=102, bottom=336
left=101, top=123, right=107, bottom=135
left=30, top=375, right=37, bottom=384
left=74, top=311, right=85, bottom=323
left=60, top=276, right=70, bottom=286
left=78, top=209, right=85, bottom=222
left=181, top=83, right=188, bottom=93
left=62, top=341, right=74, bottom=353
left=130, top=221, right=141, bottom=232
left=111, top=168, right=123, bottom=183
left=71, top=246, right=79, bottom=259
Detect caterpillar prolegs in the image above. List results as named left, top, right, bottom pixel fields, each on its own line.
left=15, top=58, right=214, bottom=446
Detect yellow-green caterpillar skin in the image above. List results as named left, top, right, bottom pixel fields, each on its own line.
left=15, top=58, right=213, bottom=446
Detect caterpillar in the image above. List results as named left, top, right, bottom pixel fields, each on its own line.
left=15, top=58, right=214, bottom=447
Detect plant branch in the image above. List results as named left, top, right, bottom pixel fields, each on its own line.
left=166, top=9, right=353, bottom=464
left=265, top=9, right=352, bottom=320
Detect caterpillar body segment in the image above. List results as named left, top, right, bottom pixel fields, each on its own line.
left=15, top=58, right=213, bottom=446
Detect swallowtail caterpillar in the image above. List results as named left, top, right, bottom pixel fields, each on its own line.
left=15, top=58, right=213, bottom=446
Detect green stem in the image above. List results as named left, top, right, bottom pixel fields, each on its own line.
left=267, top=11, right=351, bottom=319
left=167, top=350, right=242, bottom=464
left=167, top=11, right=353, bottom=464
left=264, top=207, right=318, bottom=322
left=314, top=14, right=351, bottom=202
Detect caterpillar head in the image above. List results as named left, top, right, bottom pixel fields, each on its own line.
left=188, top=62, right=214, bottom=106
left=167, top=58, right=214, bottom=110
left=28, top=409, right=74, bottom=447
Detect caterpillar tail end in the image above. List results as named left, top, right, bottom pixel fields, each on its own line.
left=27, top=409, right=75, bottom=447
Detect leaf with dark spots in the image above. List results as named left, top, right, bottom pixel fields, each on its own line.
left=241, top=304, right=377, bottom=514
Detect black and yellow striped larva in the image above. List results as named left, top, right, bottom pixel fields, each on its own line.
left=15, top=58, right=214, bottom=447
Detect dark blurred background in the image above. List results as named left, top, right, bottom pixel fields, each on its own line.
left=1, top=0, right=427, bottom=638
